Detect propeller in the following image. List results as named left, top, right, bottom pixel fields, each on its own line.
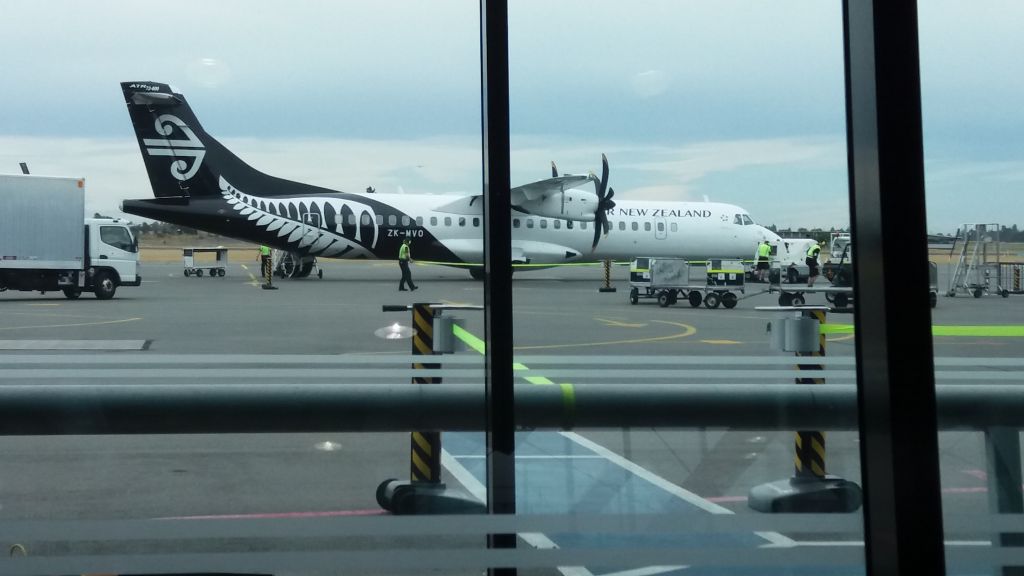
left=551, top=161, right=559, bottom=178
left=591, top=153, right=616, bottom=250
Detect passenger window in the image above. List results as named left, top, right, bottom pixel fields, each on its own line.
left=657, top=222, right=664, bottom=232
left=376, top=215, right=384, bottom=225
left=473, top=217, right=480, bottom=227
left=401, top=215, right=410, bottom=226
left=540, top=220, right=548, bottom=229
left=360, top=214, right=370, bottom=226
left=644, top=222, right=651, bottom=232
left=348, top=214, right=357, bottom=225
left=631, top=222, right=639, bottom=231
left=554, top=220, right=561, bottom=229
left=444, top=217, right=452, bottom=226
left=458, top=217, right=466, bottom=227
left=513, top=219, right=520, bottom=228
left=580, top=221, right=587, bottom=230
left=670, top=222, right=678, bottom=232
left=526, top=219, right=534, bottom=228
left=618, top=221, right=625, bottom=231
left=415, top=216, right=423, bottom=226
left=430, top=217, right=437, bottom=226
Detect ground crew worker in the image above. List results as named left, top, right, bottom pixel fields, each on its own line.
left=258, top=245, right=271, bottom=279
left=806, top=241, right=822, bottom=287
left=756, top=240, right=772, bottom=282
left=398, top=238, right=418, bottom=292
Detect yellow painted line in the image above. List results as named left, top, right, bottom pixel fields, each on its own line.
left=0, top=317, right=142, bottom=331
left=821, top=323, right=1024, bottom=337
left=700, top=339, right=742, bottom=345
left=594, top=317, right=647, bottom=328
left=513, top=320, right=696, bottom=351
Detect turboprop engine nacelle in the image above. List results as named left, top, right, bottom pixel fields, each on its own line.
left=516, top=188, right=598, bottom=221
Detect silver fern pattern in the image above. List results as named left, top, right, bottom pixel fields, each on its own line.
left=219, top=176, right=379, bottom=257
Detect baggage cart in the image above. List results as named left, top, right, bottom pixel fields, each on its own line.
left=628, top=257, right=745, bottom=309
left=183, top=247, right=228, bottom=278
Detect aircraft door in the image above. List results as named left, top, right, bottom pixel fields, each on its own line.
left=301, top=213, right=322, bottom=247
left=655, top=217, right=668, bottom=240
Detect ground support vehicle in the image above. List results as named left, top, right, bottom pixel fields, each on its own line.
left=769, top=260, right=939, bottom=309
left=0, top=174, right=140, bottom=299
left=628, top=257, right=745, bottom=309
left=183, top=247, right=228, bottom=277
left=273, top=250, right=323, bottom=279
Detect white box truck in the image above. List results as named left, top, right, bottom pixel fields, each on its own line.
left=0, top=174, right=140, bottom=299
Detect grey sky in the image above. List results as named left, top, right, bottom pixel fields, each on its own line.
left=1, top=0, right=1019, bottom=233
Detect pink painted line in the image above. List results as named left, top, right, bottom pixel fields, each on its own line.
left=159, top=508, right=388, bottom=521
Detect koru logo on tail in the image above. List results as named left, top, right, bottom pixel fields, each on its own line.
left=142, top=114, right=206, bottom=181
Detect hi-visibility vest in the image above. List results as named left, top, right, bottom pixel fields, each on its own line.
left=807, top=244, right=820, bottom=258
left=260, top=245, right=270, bottom=256
left=399, top=243, right=410, bottom=261
left=758, top=243, right=771, bottom=258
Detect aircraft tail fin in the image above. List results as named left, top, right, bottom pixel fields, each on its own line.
left=120, top=82, right=316, bottom=199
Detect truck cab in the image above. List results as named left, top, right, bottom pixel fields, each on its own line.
left=82, top=218, right=141, bottom=299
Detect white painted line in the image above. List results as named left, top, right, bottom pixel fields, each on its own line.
left=0, top=340, right=148, bottom=350
left=560, top=431, right=797, bottom=548
left=599, top=566, right=687, bottom=576
left=441, top=450, right=596, bottom=576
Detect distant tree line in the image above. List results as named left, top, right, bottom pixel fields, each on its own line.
left=766, top=224, right=1024, bottom=243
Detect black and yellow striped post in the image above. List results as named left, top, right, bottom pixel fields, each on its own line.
left=748, top=304, right=861, bottom=513
left=794, top=308, right=827, bottom=479
left=261, top=248, right=277, bottom=290
left=410, top=303, right=441, bottom=484
left=599, top=258, right=617, bottom=292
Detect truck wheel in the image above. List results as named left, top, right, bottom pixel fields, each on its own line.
left=930, top=291, right=938, bottom=308
left=196, top=269, right=204, bottom=277
left=63, top=287, right=82, bottom=299
left=657, top=291, right=671, bottom=307
left=779, top=293, right=794, bottom=306
left=1001, top=289, right=1009, bottom=298
left=668, top=290, right=678, bottom=305
left=791, top=294, right=805, bottom=306
left=93, top=272, right=116, bottom=300
left=835, top=293, right=849, bottom=308
left=972, top=288, right=982, bottom=299
left=704, top=292, right=720, bottom=309
left=722, top=292, right=738, bottom=309
left=688, top=291, right=702, bottom=307
left=317, top=269, right=323, bottom=279
left=629, top=287, right=639, bottom=305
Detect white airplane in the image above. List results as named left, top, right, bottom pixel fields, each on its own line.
left=119, top=81, right=781, bottom=278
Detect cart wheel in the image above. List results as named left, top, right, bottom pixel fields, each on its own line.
left=722, top=292, right=738, bottom=309
left=704, top=292, right=720, bottom=309
left=183, top=270, right=190, bottom=277
left=791, top=294, right=805, bottom=307
left=1001, top=289, right=1009, bottom=298
left=318, top=269, right=323, bottom=279
left=972, top=288, right=983, bottom=299
left=218, top=268, right=226, bottom=277
left=688, top=291, right=702, bottom=307
left=196, top=269, right=203, bottom=277
left=779, top=293, right=794, bottom=306
left=629, top=287, right=639, bottom=305
left=930, top=291, right=938, bottom=308
left=835, top=293, right=849, bottom=308
left=825, top=292, right=835, bottom=303
left=667, top=290, right=678, bottom=305
left=657, top=291, right=671, bottom=307
left=947, top=290, right=956, bottom=297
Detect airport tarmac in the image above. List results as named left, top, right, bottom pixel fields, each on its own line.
left=0, top=258, right=1021, bottom=574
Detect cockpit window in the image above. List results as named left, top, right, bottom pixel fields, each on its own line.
left=742, top=214, right=755, bottom=225
left=733, top=214, right=743, bottom=225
